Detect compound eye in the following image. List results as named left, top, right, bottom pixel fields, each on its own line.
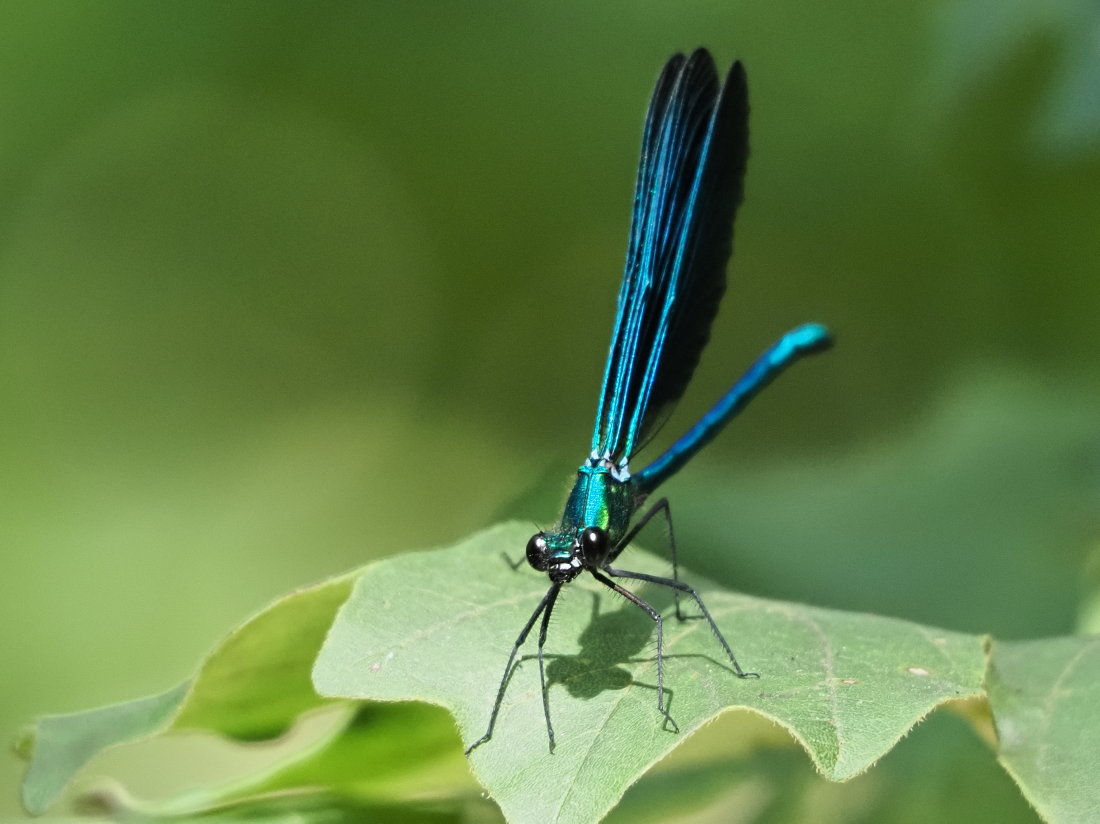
left=526, top=533, right=549, bottom=571
left=580, top=526, right=609, bottom=559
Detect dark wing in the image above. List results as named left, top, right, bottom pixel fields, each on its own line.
left=589, top=50, right=750, bottom=464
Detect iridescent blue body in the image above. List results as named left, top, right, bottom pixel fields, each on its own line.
left=466, top=49, right=831, bottom=756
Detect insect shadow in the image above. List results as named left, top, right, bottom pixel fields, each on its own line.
left=510, top=585, right=732, bottom=719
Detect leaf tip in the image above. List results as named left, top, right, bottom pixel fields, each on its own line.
left=12, top=723, right=36, bottom=762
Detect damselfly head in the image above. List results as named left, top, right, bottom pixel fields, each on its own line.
left=526, top=530, right=585, bottom=583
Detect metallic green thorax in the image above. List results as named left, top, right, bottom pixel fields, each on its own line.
left=561, top=461, right=637, bottom=539
left=539, top=458, right=640, bottom=574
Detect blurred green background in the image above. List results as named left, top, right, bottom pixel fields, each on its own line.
left=3, top=1, right=1099, bottom=821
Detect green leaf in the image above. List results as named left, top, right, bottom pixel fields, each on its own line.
left=214, top=703, right=475, bottom=806
left=19, top=572, right=356, bottom=814
left=25, top=522, right=1096, bottom=823
left=19, top=682, right=190, bottom=815
left=606, top=709, right=1036, bottom=824
left=90, top=792, right=473, bottom=824
left=171, top=572, right=358, bottom=740
left=313, top=523, right=987, bottom=824
left=987, top=636, right=1100, bottom=824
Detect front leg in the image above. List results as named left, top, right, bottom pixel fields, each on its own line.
left=465, top=583, right=562, bottom=755
left=535, top=583, right=562, bottom=753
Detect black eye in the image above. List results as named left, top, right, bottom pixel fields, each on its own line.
left=580, top=527, right=608, bottom=558
left=526, top=533, right=548, bottom=571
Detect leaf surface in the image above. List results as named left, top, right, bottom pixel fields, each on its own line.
left=313, top=523, right=987, bottom=824
left=988, top=636, right=1100, bottom=824
left=19, top=682, right=190, bottom=815
left=19, top=573, right=356, bottom=814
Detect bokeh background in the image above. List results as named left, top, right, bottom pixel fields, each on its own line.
left=3, top=1, right=1099, bottom=821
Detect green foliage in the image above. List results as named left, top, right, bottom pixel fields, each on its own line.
left=18, top=683, right=189, bottom=816
left=5, top=2, right=1100, bottom=824
left=988, top=637, right=1100, bottom=823
left=17, top=526, right=1099, bottom=823
left=18, top=573, right=358, bottom=816
left=934, top=0, right=1100, bottom=154
left=314, top=526, right=987, bottom=822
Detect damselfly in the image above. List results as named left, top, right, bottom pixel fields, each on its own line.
left=466, top=49, right=831, bottom=755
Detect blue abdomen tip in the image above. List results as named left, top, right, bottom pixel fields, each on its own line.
left=791, top=322, right=832, bottom=350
